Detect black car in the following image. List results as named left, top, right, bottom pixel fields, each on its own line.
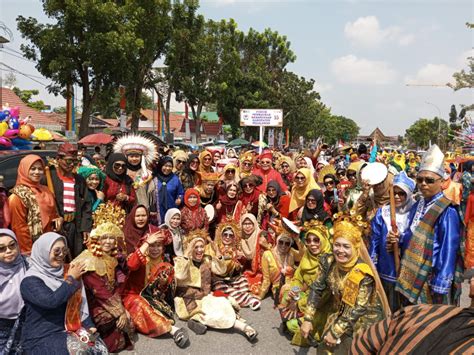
left=0, top=150, right=58, bottom=191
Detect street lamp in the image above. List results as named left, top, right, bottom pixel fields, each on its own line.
left=425, top=101, right=442, bottom=148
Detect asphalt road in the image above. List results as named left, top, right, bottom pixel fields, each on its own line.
left=122, top=281, right=471, bottom=354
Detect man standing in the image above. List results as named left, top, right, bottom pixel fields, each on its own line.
left=392, top=144, right=462, bottom=305
left=49, top=143, right=92, bottom=258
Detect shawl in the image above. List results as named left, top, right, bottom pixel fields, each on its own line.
left=220, top=163, right=240, bottom=186
left=303, top=157, right=316, bottom=175
left=289, top=168, right=319, bottom=212
left=396, top=196, right=452, bottom=303
left=12, top=155, right=57, bottom=237
left=73, top=249, right=118, bottom=283
left=155, top=156, right=175, bottom=209
left=0, top=229, right=27, bottom=318
left=182, top=153, right=201, bottom=187
left=123, top=204, right=158, bottom=254
left=199, top=150, right=213, bottom=173
left=240, top=213, right=260, bottom=260
left=218, top=182, right=240, bottom=217
left=240, top=177, right=261, bottom=214
left=301, top=189, right=330, bottom=224
left=164, top=208, right=183, bottom=257
left=106, top=153, right=128, bottom=182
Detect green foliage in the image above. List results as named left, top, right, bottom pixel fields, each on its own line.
left=448, top=56, right=474, bottom=91
left=91, top=89, right=155, bottom=118
left=405, top=117, right=450, bottom=149
left=53, top=106, right=67, bottom=114
left=12, top=86, right=47, bottom=111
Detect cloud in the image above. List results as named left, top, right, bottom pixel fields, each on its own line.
left=404, top=63, right=456, bottom=85
left=331, top=55, right=398, bottom=85
left=458, top=49, right=474, bottom=67
left=344, top=16, right=415, bottom=47
left=314, top=82, right=333, bottom=93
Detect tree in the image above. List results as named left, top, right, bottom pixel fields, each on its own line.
left=91, top=89, right=155, bottom=118
left=448, top=56, right=474, bottom=91
left=3, top=72, right=17, bottom=88
left=17, top=1, right=144, bottom=137
left=405, top=117, right=450, bottom=149
left=53, top=106, right=67, bottom=114
left=12, top=86, right=47, bottom=111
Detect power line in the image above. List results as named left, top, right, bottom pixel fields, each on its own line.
left=0, top=49, right=36, bottom=64
left=2, top=46, right=25, bottom=57
left=0, top=62, right=48, bottom=86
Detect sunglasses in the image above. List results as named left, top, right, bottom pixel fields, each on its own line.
left=0, top=241, right=16, bottom=253
left=113, top=163, right=126, bottom=169
left=244, top=183, right=255, bottom=188
left=52, top=247, right=69, bottom=257
left=394, top=190, right=407, bottom=197
left=222, top=232, right=234, bottom=237
left=61, top=158, right=77, bottom=165
left=176, top=160, right=185, bottom=164
left=190, top=160, right=199, bottom=164
left=203, top=157, right=212, bottom=161
left=295, top=176, right=306, bottom=181
left=347, top=173, right=357, bottom=178
left=243, top=162, right=252, bottom=166
left=278, top=240, right=291, bottom=247
left=337, top=172, right=346, bottom=176
left=306, top=237, right=320, bottom=245
left=260, top=161, right=272, bottom=165
left=324, top=181, right=334, bottom=186
left=281, top=164, right=290, bottom=169
left=226, top=169, right=236, bottom=174
left=306, top=198, right=317, bottom=203
left=416, top=176, right=441, bottom=185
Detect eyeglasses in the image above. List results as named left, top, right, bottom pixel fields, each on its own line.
left=306, top=198, right=317, bottom=204
left=324, top=181, right=334, bottom=186
left=281, top=164, right=290, bottom=169
left=190, top=160, right=199, bottom=165
left=394, top=190, right=407, bottom=197
left=260, top=161, right=272, bottom=165
left=61, top=158, right=77, bottom=165
left=278, top=240, right=291, bottom=247
left=243, top=162, right=252, bottom=166
left=295, top=176, right=306, bottom=181
left=244, top=183, right=255, bottom=188
left=416, top=176, right=441, bottom=185
left=347, top=173, right=357, bottom=178
left=113, top=163, right=126, bottom=169
left=306, top=237, right=320, bottom=245
left=222, top=232, right=234, bottom=237
left=0, top=241, right=16, bottom=253
left=226, top=169, right=235, bottom=174
left=52, top=247, right=69, bottom=256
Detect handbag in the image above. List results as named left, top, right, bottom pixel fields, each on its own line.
left=66, top=328, right=109, bottom=355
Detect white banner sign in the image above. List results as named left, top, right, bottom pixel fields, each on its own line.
left=240, top=109, right=283, bottom=127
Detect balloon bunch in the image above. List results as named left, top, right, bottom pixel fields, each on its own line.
left=0, top=105, right=36, bottom=150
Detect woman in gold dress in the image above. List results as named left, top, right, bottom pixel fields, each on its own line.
left=300, top=212, right=388, bottom=354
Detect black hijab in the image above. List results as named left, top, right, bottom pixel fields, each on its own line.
left=184, top=153, right=199, bottom=175
left=266, top=180, right=282, bottom=205
left=301, top=189, right=330, bottom=224
left=106, top=153, right=128, bottom=182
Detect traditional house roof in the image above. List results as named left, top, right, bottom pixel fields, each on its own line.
left=0, top=87, right=63, bottom=131
left=179, top=118, right=222, bottom=136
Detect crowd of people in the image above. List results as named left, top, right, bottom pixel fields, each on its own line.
left=0, top=133, right=473, bottom=354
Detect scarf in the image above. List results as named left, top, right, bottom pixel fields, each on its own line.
left=219, top=183, right=239, bottom=218
left=301, top=189, right=330, bottom=224
left=240, top=213, right=260, bottom=260
left=12, top=155, right=57, bottom=236
left=396, top=196, right=452, bottom=303
left=289, top=168, right=319, bottom=212
left=77, top=165, right=106, bottom=190
left=106, top=152, right=129, bottom=182
left=164, top=208, right=183, bottom=256
left=123, top=204, right=157, bottom=254
left=155, top=156, right=175, bottom=209
left=184, top=188, right=201, bottom=211
left=266, top=180, right=282, bottom=205
left=0, top=229, right=28, bottom=318
left=199, top=150, right=213, bottom=173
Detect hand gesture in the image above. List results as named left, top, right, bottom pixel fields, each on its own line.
left=116, top=312, right=128, bottom=330
left=69, top=261, right=87, bottom=280
left=216, top=201, right=222, bottom=210
left=96, top=190, right=105, bottom=200
left=147, top=231, right=163, bottom=245
left=52, top=217, right=63, bottom=232
left=300, top=321, right=313, bottom=339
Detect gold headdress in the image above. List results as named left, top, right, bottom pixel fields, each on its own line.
left=88, top=202, right=126, bottom=256
left=332, top=210, right=368, bottom=250
left=183, top=229, right=210, bottom=252
left=302, top=220, right=332, bottom=254
left=215, top=221, right=241, bottom=251
left=317, top=164, right=337, bottom=183
left=93, top=202, right=126, bottom=229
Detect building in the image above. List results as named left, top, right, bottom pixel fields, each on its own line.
left=354, top=127, right=399, bottom=147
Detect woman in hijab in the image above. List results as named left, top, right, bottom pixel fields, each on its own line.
left=123, top=231, right=188, bottom=347
left=220, top=163, right=240, bottom=187
left=199, top=150, right=214, bottom=174
left=179, top=154, right=201, bottom=189
left=239, top=175, right=262, bottom=217
left=279, top=224, right=332, bottom=347
left=257, top=180, right=290, bottom=229
left=300, top=189, right=332, bottom=228
left=0, top=229, right=28, bottom=354
left=20, top=232, right=97, bottom=354
left=369, top=171, right=416, bottom=312
left=289, top=168, right=319, bottom=220
left=77, top=165, right=106, bottom=212
left=277, top=156, right=296, bottom=190
left=215, top=182, right=244, bottom=223
left=123, top=204, right=159, bottom=255
left=103, top=152, right=136, bottom=213
left=322, top=173, right=340, bottom=216
left=9, top=155, right=60, bottom=254
left=154, top=156, right=184, bottom=225
left=172, top=150, right=188, bottom=175
left=162, top=208, right=184, bottom=259
left=180, top=189, right=209, bottom=235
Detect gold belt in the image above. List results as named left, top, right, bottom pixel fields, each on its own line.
left=63, top=213, right=76, bottom=222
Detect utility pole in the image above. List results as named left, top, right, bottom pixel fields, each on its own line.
left=425, top=101, right=442, bottom=149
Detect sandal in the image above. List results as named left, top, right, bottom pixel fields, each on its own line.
left=187, top=319, right=207, bottom=335
left=248, top=299, right=261, bottom=311
left=243, top=325, right=258, bottom=342
left=173, top=328, right=189, bottom=348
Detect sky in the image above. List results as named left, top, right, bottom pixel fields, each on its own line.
left=1, top=0, right=473, bottom=135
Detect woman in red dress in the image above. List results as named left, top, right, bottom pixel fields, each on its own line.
left=215, top=182, right=244, bottom=223
left=180, top=189, right=209, bottom=235
left=123, top=204, right=158, bottom=255
left=239, top=175, right=262, bottom=217
left=122, top=231, right=188, bottom=347
left=103, top=153, right=136, bottom=213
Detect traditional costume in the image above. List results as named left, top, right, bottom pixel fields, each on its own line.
left=154, top=156, right=184, bottom=224
left=103, top=153, right=136, bottom=214
left=180, top=189, right=209, bottom=235
left=77, top=165, right=106, bottom=212
left=123, top=204, right=159, bottom=255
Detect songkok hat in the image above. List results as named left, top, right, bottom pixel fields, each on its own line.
left=393, top=171, right=416, bottom=195
left=419, top=144, right=445, bottom=177
left=260, top=150, right=273, bottom=160
left=58, top=143, right=78, bottom=156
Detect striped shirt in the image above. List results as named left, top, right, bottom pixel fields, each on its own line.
left=57, top=174, right=76, bottom=213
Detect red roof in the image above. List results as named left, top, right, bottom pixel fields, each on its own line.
left=0, top=87, right=63, bottom=130
left=135, top=109, right=185, bottom=136
left=179, top=119, right=222, bottom=136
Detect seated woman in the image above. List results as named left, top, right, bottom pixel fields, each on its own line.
left=207, top=222, right=261, bottom=310
left=122, top=231, right=188, bottom=348
left=215, top=182, right=244, bottom=223
left=239, top=175, right=262, bottom=217
left=174, top=229, right=258, bottom=341
left=300, top=213, right=388, bottom=354
left=257, top=180, right=290, bottom=230
left=123, top=204, right=158, bottom=255
left=9, top=154, right=61, bottom=254
left=257, top=230, right=304, bottom=302
left=289, top=168, right=319, bottom=220
left=77, top=165, right=106, bottom=212
left=162, top=208, right=185, bottom=259
left=180, top=189, right=209, bottom=235
left=279, top=223, right=332, bottom=347
left=74, top=222, right=135, bottom=352
left=299, top=189, right=333, bottom=229
left=20, top=232, right=99, bottom=354
left=0, top=229, right=28, bottom=354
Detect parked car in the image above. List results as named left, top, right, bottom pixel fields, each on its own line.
left=0, top=150, right=58, bottom=191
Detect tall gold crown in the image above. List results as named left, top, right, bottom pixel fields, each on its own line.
left=93, top=202, right=126, bottom=229
left=332, top=210, right=368, bottom=248
left=302, top=219, right=331, bottom=239
left=215, top=221, right=241, bottom=251
left=183, top=229, right=210, bottom=251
